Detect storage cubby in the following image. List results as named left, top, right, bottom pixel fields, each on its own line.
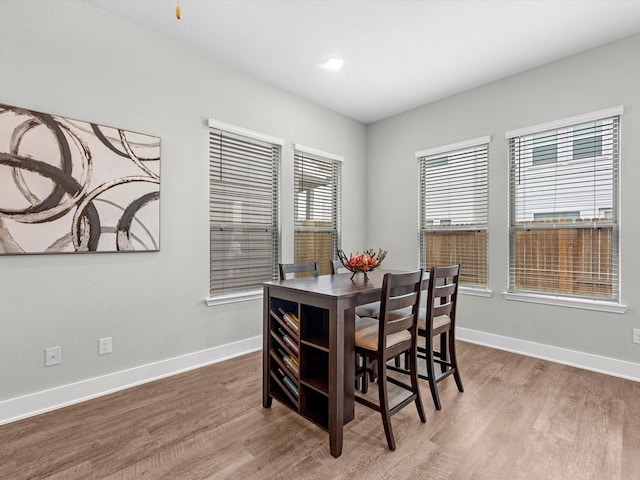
left=299, top=386, right=329, bottom=429
left=269, top=370, right=298, bottom=410
left=265, top=292, right=331, bottom=432
left=299, top=304, right=329, bottom=350
left=299, top=344, right=329, bottom=394
left=270, top=298, right=298, bottom=319
left=269, top=299, right=299, bottom=335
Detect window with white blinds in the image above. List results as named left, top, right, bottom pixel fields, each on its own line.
left=294, top=146, right=341, bottom=276
left=209, top=120, right=282, bottom=298
left=507, top=108, right=621, bottom=301
left=417, top=137, right=489, bottom=287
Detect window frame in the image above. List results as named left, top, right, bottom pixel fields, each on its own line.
left=504, top=107, right=626, bottom=313
left=206, top=119, right=283, bottom=305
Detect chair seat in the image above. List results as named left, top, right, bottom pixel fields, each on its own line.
left=355, top=301, right=381, bottom=318
left=417, top=310, right=451, bottom=332
left=355, top=316, right=411, bottom=351
left=388, top=308, right=451, bottom=333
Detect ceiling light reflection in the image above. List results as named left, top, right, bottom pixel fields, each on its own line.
left=319, top=57, right=344, bottom=71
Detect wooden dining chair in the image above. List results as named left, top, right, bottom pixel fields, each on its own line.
left=416, top=264, right=463, bottom=410
left=279, top=261, right=320, bottom=280
left=354, top=269, right=426, bottom=450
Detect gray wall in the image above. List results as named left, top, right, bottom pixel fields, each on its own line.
left=0, top=1, right=366, bottom=404
left=366, top=33, right=640, bottom=365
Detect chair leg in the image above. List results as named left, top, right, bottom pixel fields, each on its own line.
left=449, top=331, right=464, bottom=393
left=377, top=358, right=396, bottom=451
left=425, top=333, right=442, bottom=410
left=355, top=354, right=362, bottom=391
left=439, top=332, right=448, bottom=374
left=361, top=356, right=369, bottom=394
left=409, top=347, right=426, bottom=423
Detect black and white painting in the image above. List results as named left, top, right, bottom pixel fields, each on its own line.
left=0, top=103, right=160, bottom=254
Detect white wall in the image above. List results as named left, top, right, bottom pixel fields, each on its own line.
left=366, top=33, right=640, bottom=370
left=0, top=1, right=367, bottom=419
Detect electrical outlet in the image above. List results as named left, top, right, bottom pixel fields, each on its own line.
left=99, top=337, right=112, bottom=355
left=633, top=329, right=640, bottom=345
left=45, top=346, right=61, bottom=366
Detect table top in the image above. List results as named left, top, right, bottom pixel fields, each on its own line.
left=263, top=269, right=425, bottom=300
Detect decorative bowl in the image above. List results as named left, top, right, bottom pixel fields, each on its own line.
left=337, top=248, right=387, bottom=280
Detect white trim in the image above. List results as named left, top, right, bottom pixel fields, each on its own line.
left=458, top=327, right=640, bottom=382
left=208, top=118, right=284, bottom=146
left=294, top=143, right=344, bottom=162
left=505, top=106, right=624, bottom=139
left=415, top=135, right=491, bottom=159
left=0, top=336, right=262, bottom=426
left=205, top=290, right=262, bottom=306
left=503, top=291, right=627, bottom=314
left=459, top=286, right=493, bottom=298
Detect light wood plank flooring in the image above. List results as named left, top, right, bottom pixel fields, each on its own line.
left=1, top=342, right=639, bottom=479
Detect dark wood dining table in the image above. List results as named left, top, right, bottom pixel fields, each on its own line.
left=262, top=269, right=417, bottom=458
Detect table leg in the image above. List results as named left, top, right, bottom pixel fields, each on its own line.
left=263, top=286, right=272, bottom=408
left=328, top=302, right=344, bottom=457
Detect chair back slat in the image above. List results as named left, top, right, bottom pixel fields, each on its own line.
left=279, top=261, right=319, bottom=280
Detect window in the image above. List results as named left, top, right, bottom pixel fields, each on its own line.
left=573, top=122, right=603, bottom=159
left=417, top=137, right=489, bottom=288
left=532, top=131, right=558, bottom=165
left=532, top=121, right=604, bottom=166
left=507, top=108, right=621, bottom=302
left=294, top=145, right=341, bottom=276
left=208, top=119, right=282, bottom=299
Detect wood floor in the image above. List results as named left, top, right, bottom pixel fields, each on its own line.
left=1, top=341, right=639, bottom=480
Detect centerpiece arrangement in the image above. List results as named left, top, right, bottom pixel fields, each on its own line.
left=336, top=248, right=387, bottom=281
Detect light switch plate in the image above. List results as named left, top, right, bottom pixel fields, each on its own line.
left=45, top=346, right=61, bottom=366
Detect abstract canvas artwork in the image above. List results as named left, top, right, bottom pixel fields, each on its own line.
left=0, top=103, right=160, bottom=254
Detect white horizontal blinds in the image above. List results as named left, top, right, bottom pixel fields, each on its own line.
left=209, top=128, right=280, bottom=296
left=508, top=115, right=619, bottom=300
left=418, top=140, right=489, bottom=287
left=294, top=150, right=341, bottom=276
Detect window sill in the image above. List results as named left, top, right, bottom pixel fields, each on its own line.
left=503, top=291, right=626, bottom=314
left=459, top=286, right=493, bottom=298
left=206, top=290, right=263, bottom=306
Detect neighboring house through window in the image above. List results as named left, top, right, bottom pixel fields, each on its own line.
left=293, top=144, right=342, bottom=276
left=208, top=119, right=282, bottom=301
left=506, top=107, right=622, bottom=302
left=417, top=136, right=490, bottom=289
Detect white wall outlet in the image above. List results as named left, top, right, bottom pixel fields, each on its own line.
left=99, top=337, right=112, bottom=355
left=633, top=329, right=640, bottom=345
left=45, top=346, right=61, bottom=366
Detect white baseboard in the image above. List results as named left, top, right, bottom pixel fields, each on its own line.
left=0, top=336, right=262, bottom=426
left=457, top=327, right=640, bottom=382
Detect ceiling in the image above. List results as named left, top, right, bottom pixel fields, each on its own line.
left=87, top=0, right=640, bottom=124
